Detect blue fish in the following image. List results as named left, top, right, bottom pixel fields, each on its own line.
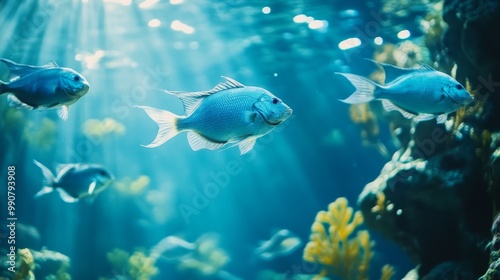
left=33, top=160, right=113, bottom=203
left=337, top=60, right=474, bottom=123
left=137, top=77, right=293, bottom=155
left=0, top=59, right=90, bottom=120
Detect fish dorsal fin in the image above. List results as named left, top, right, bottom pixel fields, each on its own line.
left=7, top=94, right=34, bottom=110
left=0, top=58, right=54, bottom=79
left=43, top=60, right=59, bottom=68
left=57, top=105, right=68, bottom=120
left=237, top=137, right=257, bottom=155
left=162, top=77, right=244, bottom=116
left=366, top=59, right=434, bottom=84
left=207, top=76, right=245, bottom=94
left=56, top=189, right=79, bottom=203
left=88, top=181, right=97, bottom=194
left=381, top=99, right=418, bottom=119
left=163, top=90, right=210, bottom=116
left=187, top=131, right=226, bottom=151
left=417, top=63, right=435, bottom=72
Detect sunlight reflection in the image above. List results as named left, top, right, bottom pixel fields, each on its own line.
left=171, top=20, right=195, bottom=34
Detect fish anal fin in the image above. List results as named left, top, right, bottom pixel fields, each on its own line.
left=57, top=105, right=68, bottom=120
left=413, top=114, right=436, bottom=122
left=187, top=131, right=226, bottom=151
left=7, top=94, right=34, bottom=110
left=237, top=137, right=257, bottom=155
left=57, top=189, right=79, bottom=203
left=381, top=100, right=417, bottom=119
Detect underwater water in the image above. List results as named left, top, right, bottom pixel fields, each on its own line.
left=5, top=0, right=494, bottom=279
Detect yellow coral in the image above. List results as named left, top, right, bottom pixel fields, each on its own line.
left=114, top=175, right=150, bottom=195
left=303, top=197, right=370, bottom=280
left=102, top=248, right=157, bottom=280
left=14, top=248, right=35, bottom=280
left=82, top=117, right=125, bottom=138
left=380, top=265, right=395, bottom=280
left=304, top=197, right=394, bottom=280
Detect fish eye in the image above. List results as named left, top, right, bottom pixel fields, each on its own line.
left=73, top=75, right=80, bottom=82
left=272, top=98, right=279, bottom=104
left=456, top=84, right=463, bottom=90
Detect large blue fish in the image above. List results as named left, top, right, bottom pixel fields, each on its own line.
left=0, top=58, right=90, bottom=120
left=137, top=77, right=293, bottom=155
left=338, top=60, right=474, bottom=123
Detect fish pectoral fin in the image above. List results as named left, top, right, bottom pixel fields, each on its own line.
left=57, top=105, right=69, bottom=120
left=237, top=137, right=257, bottom=155
left=187, top=131, right=226, bottom=151
left=381, top=100, right=418, bottom=119
left=435, top=113, right=448, bottom=124
left=7, top=94, right=34, bottom=110
left=88, top=181, right=97, bottom=195
left=57, top=189, right=79, bottom=203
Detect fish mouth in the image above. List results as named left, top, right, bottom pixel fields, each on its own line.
left=257, top=108, right=292, bottom=126
left=64, top=83, right=90, bottom=97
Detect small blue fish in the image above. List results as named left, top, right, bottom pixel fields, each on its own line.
left=137, top=77, right=293, bottom=155
left=337, top=60, right=474, bottom=123
left=33, top=160, right=113, bottom=203
left=0, top=59, right=90, bottom=120
left=255, top=229, right=302, bottom=261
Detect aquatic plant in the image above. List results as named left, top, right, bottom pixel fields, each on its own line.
left=303, top=197, right=394, bottom=280
left=101, top=248, right=158, bottom=280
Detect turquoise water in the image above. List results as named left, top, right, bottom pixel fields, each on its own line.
left=0, top=0, right=428, bottom=279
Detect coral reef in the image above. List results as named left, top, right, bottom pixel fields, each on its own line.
left=176, top=234, right=230, bottom=278
left=353, top=0, right=500, bottom=278
left=101, top=248, right=158, bottom=280
left=303, top=197, right=393, bottom=280
left=13, top=248, right=35, bottom=280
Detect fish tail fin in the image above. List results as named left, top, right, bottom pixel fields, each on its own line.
left=337, top=73, right=378, bottom=104
left=136, top=106, right=180, bottom=148
left=33, top=160, right=55, bottom=198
